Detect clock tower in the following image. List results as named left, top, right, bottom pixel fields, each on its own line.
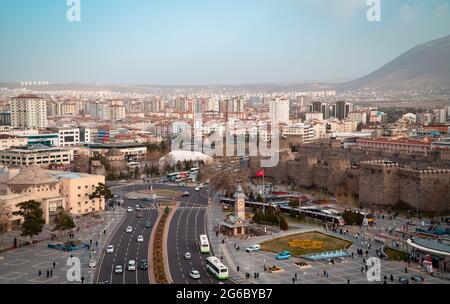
left=234, top=183, right=246, bottom=220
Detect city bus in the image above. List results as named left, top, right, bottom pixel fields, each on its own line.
left=199, top=234, right=210, bottom=254
left=206, top=257, right=229, bottom=280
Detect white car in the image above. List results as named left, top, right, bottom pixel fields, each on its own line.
left=106, top=245, right=114, bottom=254
left=137, top=235, right=144, bottom=242
left=189, top=270, right=200, bottom=279
left=128, top=260, right=136, bottom=271
left=89, top=260, right=97, bottom=268
left=195, top=187, right=200, bottom=192
left=129, top=196, right=139, bottom=200
left=126, top=226, right=133, bottom=233
left=114, top=265, right=123, bottom=274
left=127, top=207, right=133, bottom=212
left=184, top=252, right=191, bottom=260
left=246, top=244, right=261, bottom=253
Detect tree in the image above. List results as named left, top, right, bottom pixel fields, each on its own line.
left=89, top=183, right=114, bottom=201
left=12, top=200, right=45, bottom=242
left=52, top=206, right=75, bottom=237
left=280, top=216, right=289, bottom=231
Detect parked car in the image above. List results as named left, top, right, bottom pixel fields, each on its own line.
left=114, top=265, right=123, bottom=274
left=189, top=270, right=201, bottom=279
left=184, top=252, right=191, bottom=260
left=140, top=259, right=148, bottom=270
left=127, top=207, right=133, bottom=212
left=126, top=226, right=133, bottom=233
left=399, top=276, right=409, bottom=284
left=275, top=251, right=291, bottom=260
left=195, top=187, right=200, bottom=192
left=128, top=260, right=136, bottom=271
left=411, top=275, right=424, bottom=283
left=246, top=244, right=261, bottom=253
left=106, top=245, right=114, bottom=254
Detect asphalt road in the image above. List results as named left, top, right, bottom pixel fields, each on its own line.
left=97, top=182, right=233, bottom=284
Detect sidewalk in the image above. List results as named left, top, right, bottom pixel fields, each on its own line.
left=0, top=208, right=125, bottom=284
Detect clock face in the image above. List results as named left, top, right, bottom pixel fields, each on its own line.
left=239, top=201, right=244, bottom=206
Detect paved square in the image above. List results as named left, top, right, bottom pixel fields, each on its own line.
left=0, top=272, right=28, bottom=280
left=3, top=259, right=29, bottom=266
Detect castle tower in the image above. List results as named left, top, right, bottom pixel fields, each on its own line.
left=234, top=183, right=246, bottom=220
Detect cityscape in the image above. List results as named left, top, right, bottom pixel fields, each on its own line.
left=0, top=0, right=449, bottom=294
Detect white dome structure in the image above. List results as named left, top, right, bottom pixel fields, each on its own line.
left=159, top=150, right=214, bottom=167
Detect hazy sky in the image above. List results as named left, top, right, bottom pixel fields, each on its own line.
left=0, top=0, right=449, bottom=85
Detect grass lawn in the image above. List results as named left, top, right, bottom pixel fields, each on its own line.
left=260, top=231, right=352, bottom=256
left=383, top=247, right=407, bottom=261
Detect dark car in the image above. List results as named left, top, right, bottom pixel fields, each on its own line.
left=144, top=221, right=152, bottom=228
left=398, top=276, right=409, bottom=284
left=411, top=275, right=424, bottom=283
left=140, top=259, right=148, bottom=270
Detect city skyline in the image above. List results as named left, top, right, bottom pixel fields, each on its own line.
left=0, top=0, right=449, bottom=85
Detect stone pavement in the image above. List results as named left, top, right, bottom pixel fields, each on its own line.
left=0, top=208, right=125, bottom=284
left=207, top=191, right=448, bottom=284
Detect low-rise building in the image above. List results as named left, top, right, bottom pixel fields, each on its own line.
left=0, top=144, right=74, bottom=167
left=0, top=134, right=28, bottom=150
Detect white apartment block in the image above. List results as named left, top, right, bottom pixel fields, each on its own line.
left=0, top=144, right=74, bottom=167
left=270, top=98, right=290, bottom=125
left=10, top=95, right=48, bottom=129
left=57, top=128, right=92, bottom=146
left=108, top=105, right=126, bottom=121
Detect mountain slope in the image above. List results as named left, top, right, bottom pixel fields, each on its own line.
left=341, top=35, right=450, bottom=92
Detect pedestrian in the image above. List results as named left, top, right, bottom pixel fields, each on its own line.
left=295, top=273, right=298, bottom=280
left=53, top=262, right=56, bottom=269
left=361, top=267, right=364, bottom=273
left=323, top=270, right=326, bottom=277
left=347, top=279, right=350, bottom=284
left=81, top=276, right=85, bottom=284
left=38, top=270, right=41, bottom=277
left=50, top=270, right=53, bottom=277
left=237, top=266, right=240, bottom=272
left=46, top=270, right=49, bottom=278
left=292, top=277, right=295, bottom=284
left=404, top=267, right=408, bottom=273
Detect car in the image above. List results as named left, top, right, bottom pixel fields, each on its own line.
left=195, top=187, right=200, bottom=191
left=182, top=191, right=190, bottom=197
left=275, top=251, right=291, bottom=260
left=198, top=184, right=204, bottom=189
left=89, top=260, right=97, bottom=268
left=137, top=235, right=144, bottom=242
left=184, top=252, right=191, bottom=260
left=114, top=265, right=123, bottom=274
left=144, top=221, right=152, bottom=228
left=179, top=182, right=187, bottom=187
left=128, top=260, right=136, bottom=271
left=398, top=276, right=409, bottom=284
left=246, top=244, right=261, bottom=253
left=125, top=226, right=133, bottom=233
left=135, top=205, right=142, bottom=211
left=189, top=270, right=201, bottom=279
left=127, top=207, right=133, bottom=212
left=106, top=245, right=114, bottom=254
left=129, top=196, right=138, bottom=200
left=411, top=275, right=424, bottom=283
left=140, top=259, right=148, bottom=270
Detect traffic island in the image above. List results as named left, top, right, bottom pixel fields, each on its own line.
left=151, top=203, right=176, bottom=284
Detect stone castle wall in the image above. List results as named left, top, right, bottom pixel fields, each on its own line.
left=249, top=147, right=450, bottom=211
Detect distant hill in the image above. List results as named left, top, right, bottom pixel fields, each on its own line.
left=341, top=35, right=450, bottom=92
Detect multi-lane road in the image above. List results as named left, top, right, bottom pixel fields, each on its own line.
left=95, top=182, right=228, bottom=284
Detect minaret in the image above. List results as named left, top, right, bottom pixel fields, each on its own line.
left=234, top=183, right=246, bottom=220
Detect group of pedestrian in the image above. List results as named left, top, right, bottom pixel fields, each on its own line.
left=38, top=261, right=57, bottom=279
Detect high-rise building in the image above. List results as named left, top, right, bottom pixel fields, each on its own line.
left=434, top=107, right=448, bottom=124
left=270, top=98, right=290, bottom=124
left=10, top=95, right=48, bottom=129
left=336, top=101, right=353, bottom=121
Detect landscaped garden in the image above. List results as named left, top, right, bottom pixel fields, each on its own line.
left=260, top=231, right=352, bottom=256
left=383, top=247, right=407, bottom=261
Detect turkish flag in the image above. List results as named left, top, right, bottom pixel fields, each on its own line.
left=255, top=169, right=265, bottom=177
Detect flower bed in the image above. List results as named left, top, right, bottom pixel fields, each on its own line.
left=268, top=265, right=283, bottom=273
left=294, top=261, right=311, bottom=269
